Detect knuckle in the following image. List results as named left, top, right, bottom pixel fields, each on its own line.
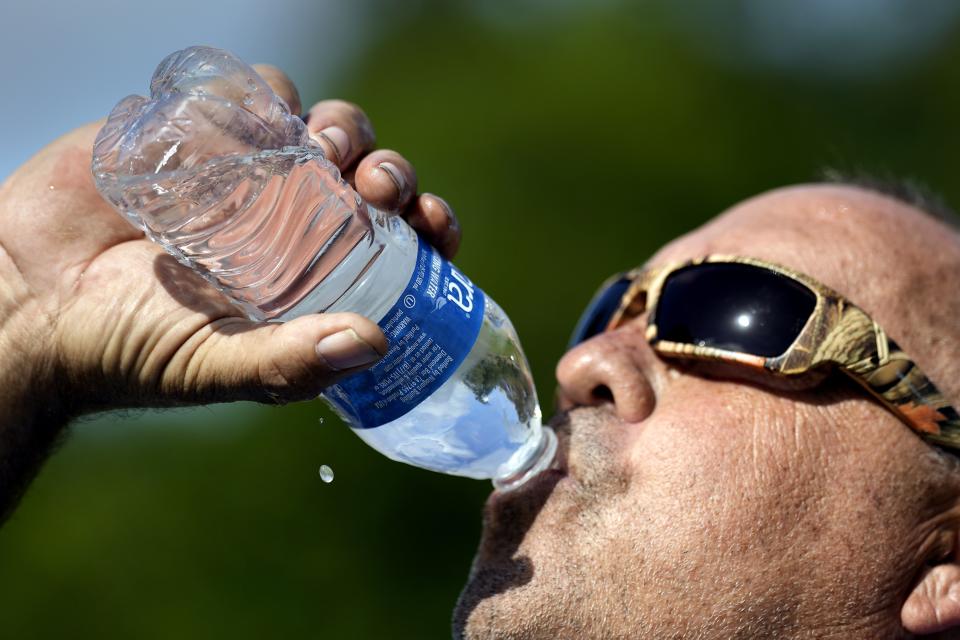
left=314, top=99, right=361, bottom=123
left=256, top=354, right=289, bottom=392
left=308, top=100, right=376, bottom=148
left=256, top=356, right=305, bottom=405
left=255, top=331, right=326, bottom=403
left=333, top=99, right=367, bottom=122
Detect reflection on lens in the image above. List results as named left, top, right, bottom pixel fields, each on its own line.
left=654, top=263, right=816, bottom=357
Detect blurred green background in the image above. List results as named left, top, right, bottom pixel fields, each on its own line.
left=5, top=1, right=960, bottom=638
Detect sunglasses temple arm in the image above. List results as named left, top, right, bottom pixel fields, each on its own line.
left=844, top=337, right=960, bottom=451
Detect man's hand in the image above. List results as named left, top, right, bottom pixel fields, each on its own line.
left=0, top=65, right=459, bottom=517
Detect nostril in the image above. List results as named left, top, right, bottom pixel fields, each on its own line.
left=591, top=385, right=614, bottom=403
left=555, top=334, right=656, bottom=422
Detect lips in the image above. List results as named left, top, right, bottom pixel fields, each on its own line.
left=485, top=417, right=572, bottom=513
left=551, top=419, right=571, bottom=472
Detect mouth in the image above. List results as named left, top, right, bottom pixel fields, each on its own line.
left=486, top=416, right=572, bottom=511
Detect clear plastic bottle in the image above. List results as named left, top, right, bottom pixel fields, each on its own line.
left=92, top=46, right=556, bottom=490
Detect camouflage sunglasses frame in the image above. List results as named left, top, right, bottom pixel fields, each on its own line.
left=601, top=255, right=960, bottom=452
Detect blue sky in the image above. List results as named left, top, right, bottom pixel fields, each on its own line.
left=1, top=0, right=380, bottom=180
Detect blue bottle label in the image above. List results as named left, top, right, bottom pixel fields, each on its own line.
left=325, top=238, right=486, bottom=428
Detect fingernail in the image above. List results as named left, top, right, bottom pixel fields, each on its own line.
left=425, top=193, right=459, bottom=233
left=316, top=329, right=382, bottom=371
left=438, top=196, right=459, bottom=231
left=377, top=162, right=406, bottom=195
left=310, top=126, right=350, bottom=165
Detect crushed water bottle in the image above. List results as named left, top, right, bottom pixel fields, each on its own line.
left=91, top=46, right=556, bottom=490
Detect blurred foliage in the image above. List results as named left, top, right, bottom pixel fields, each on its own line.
left=4, top=2, right=960, bottom=638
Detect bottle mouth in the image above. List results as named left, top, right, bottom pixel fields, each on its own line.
left=492, top=426, right=559, bottom=492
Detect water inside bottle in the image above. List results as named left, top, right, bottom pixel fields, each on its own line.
left=348, top=297, right=556, bottom=488
left=97, top=149, right=378, bottom=321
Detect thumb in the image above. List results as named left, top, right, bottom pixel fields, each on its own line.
left=167, top=312, right=387, bottom=404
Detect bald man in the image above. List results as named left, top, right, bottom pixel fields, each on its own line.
left=455, top=183, right=960, bottom=639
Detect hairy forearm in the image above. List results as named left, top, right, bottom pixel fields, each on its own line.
left=0, top=287, right=68, bottom=522
left=0, top=373, right=68, bottom=521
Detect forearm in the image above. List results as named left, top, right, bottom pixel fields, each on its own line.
left=0, top=292, right=69, bottom=522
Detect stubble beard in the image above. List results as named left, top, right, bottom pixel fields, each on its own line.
left=452, top=406, right=640, bottom=639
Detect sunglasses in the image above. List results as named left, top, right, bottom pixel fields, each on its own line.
left=569, top=255, right=960, bottom=452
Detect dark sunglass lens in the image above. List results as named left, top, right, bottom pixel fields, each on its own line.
left=568, top=276, right=632, bottom=348
left=654, top=263, right=816, bottom=358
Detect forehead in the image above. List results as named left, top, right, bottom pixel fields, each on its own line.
left=649, top=184, right=960, bottom=309
left=648, top=183, right=960, bottom=398
left=653, top=185, right=943, bottom=288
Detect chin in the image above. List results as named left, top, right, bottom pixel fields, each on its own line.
left=453, top=568, right=557, bottom=640
left=453, top=469, right=574, bottom=639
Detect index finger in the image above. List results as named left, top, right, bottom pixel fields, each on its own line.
left=303, top=100, right=377, bottom=169
left=252, top=64, right=302, bottom=116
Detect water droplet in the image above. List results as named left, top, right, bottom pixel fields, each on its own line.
left=243, top=94, right=254, bottom=107
left=318, top=417, right=325, bottom=425
left=319, top=465, right=334, bottom=483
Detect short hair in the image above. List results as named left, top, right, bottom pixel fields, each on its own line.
left=821, top=168, right=960, bottom=231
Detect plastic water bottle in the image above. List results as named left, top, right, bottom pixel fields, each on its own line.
left=91, top=46, right=556, bottom=490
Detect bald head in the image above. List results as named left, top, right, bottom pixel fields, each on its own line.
left=457, top=183, right=960, bottom=639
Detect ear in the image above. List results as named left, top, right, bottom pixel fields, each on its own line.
left=903, top=564, right=960, bottom=634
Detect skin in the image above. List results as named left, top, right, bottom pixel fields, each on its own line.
left=0, top=66, right=459, bottom=519
left=455, top=185, right=960, bottom=639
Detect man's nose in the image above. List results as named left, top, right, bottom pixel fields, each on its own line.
left=555, top=330, right=656, bottom=423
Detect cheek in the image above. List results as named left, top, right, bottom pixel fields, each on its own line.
left=623, top=381, right=837, bottom=564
